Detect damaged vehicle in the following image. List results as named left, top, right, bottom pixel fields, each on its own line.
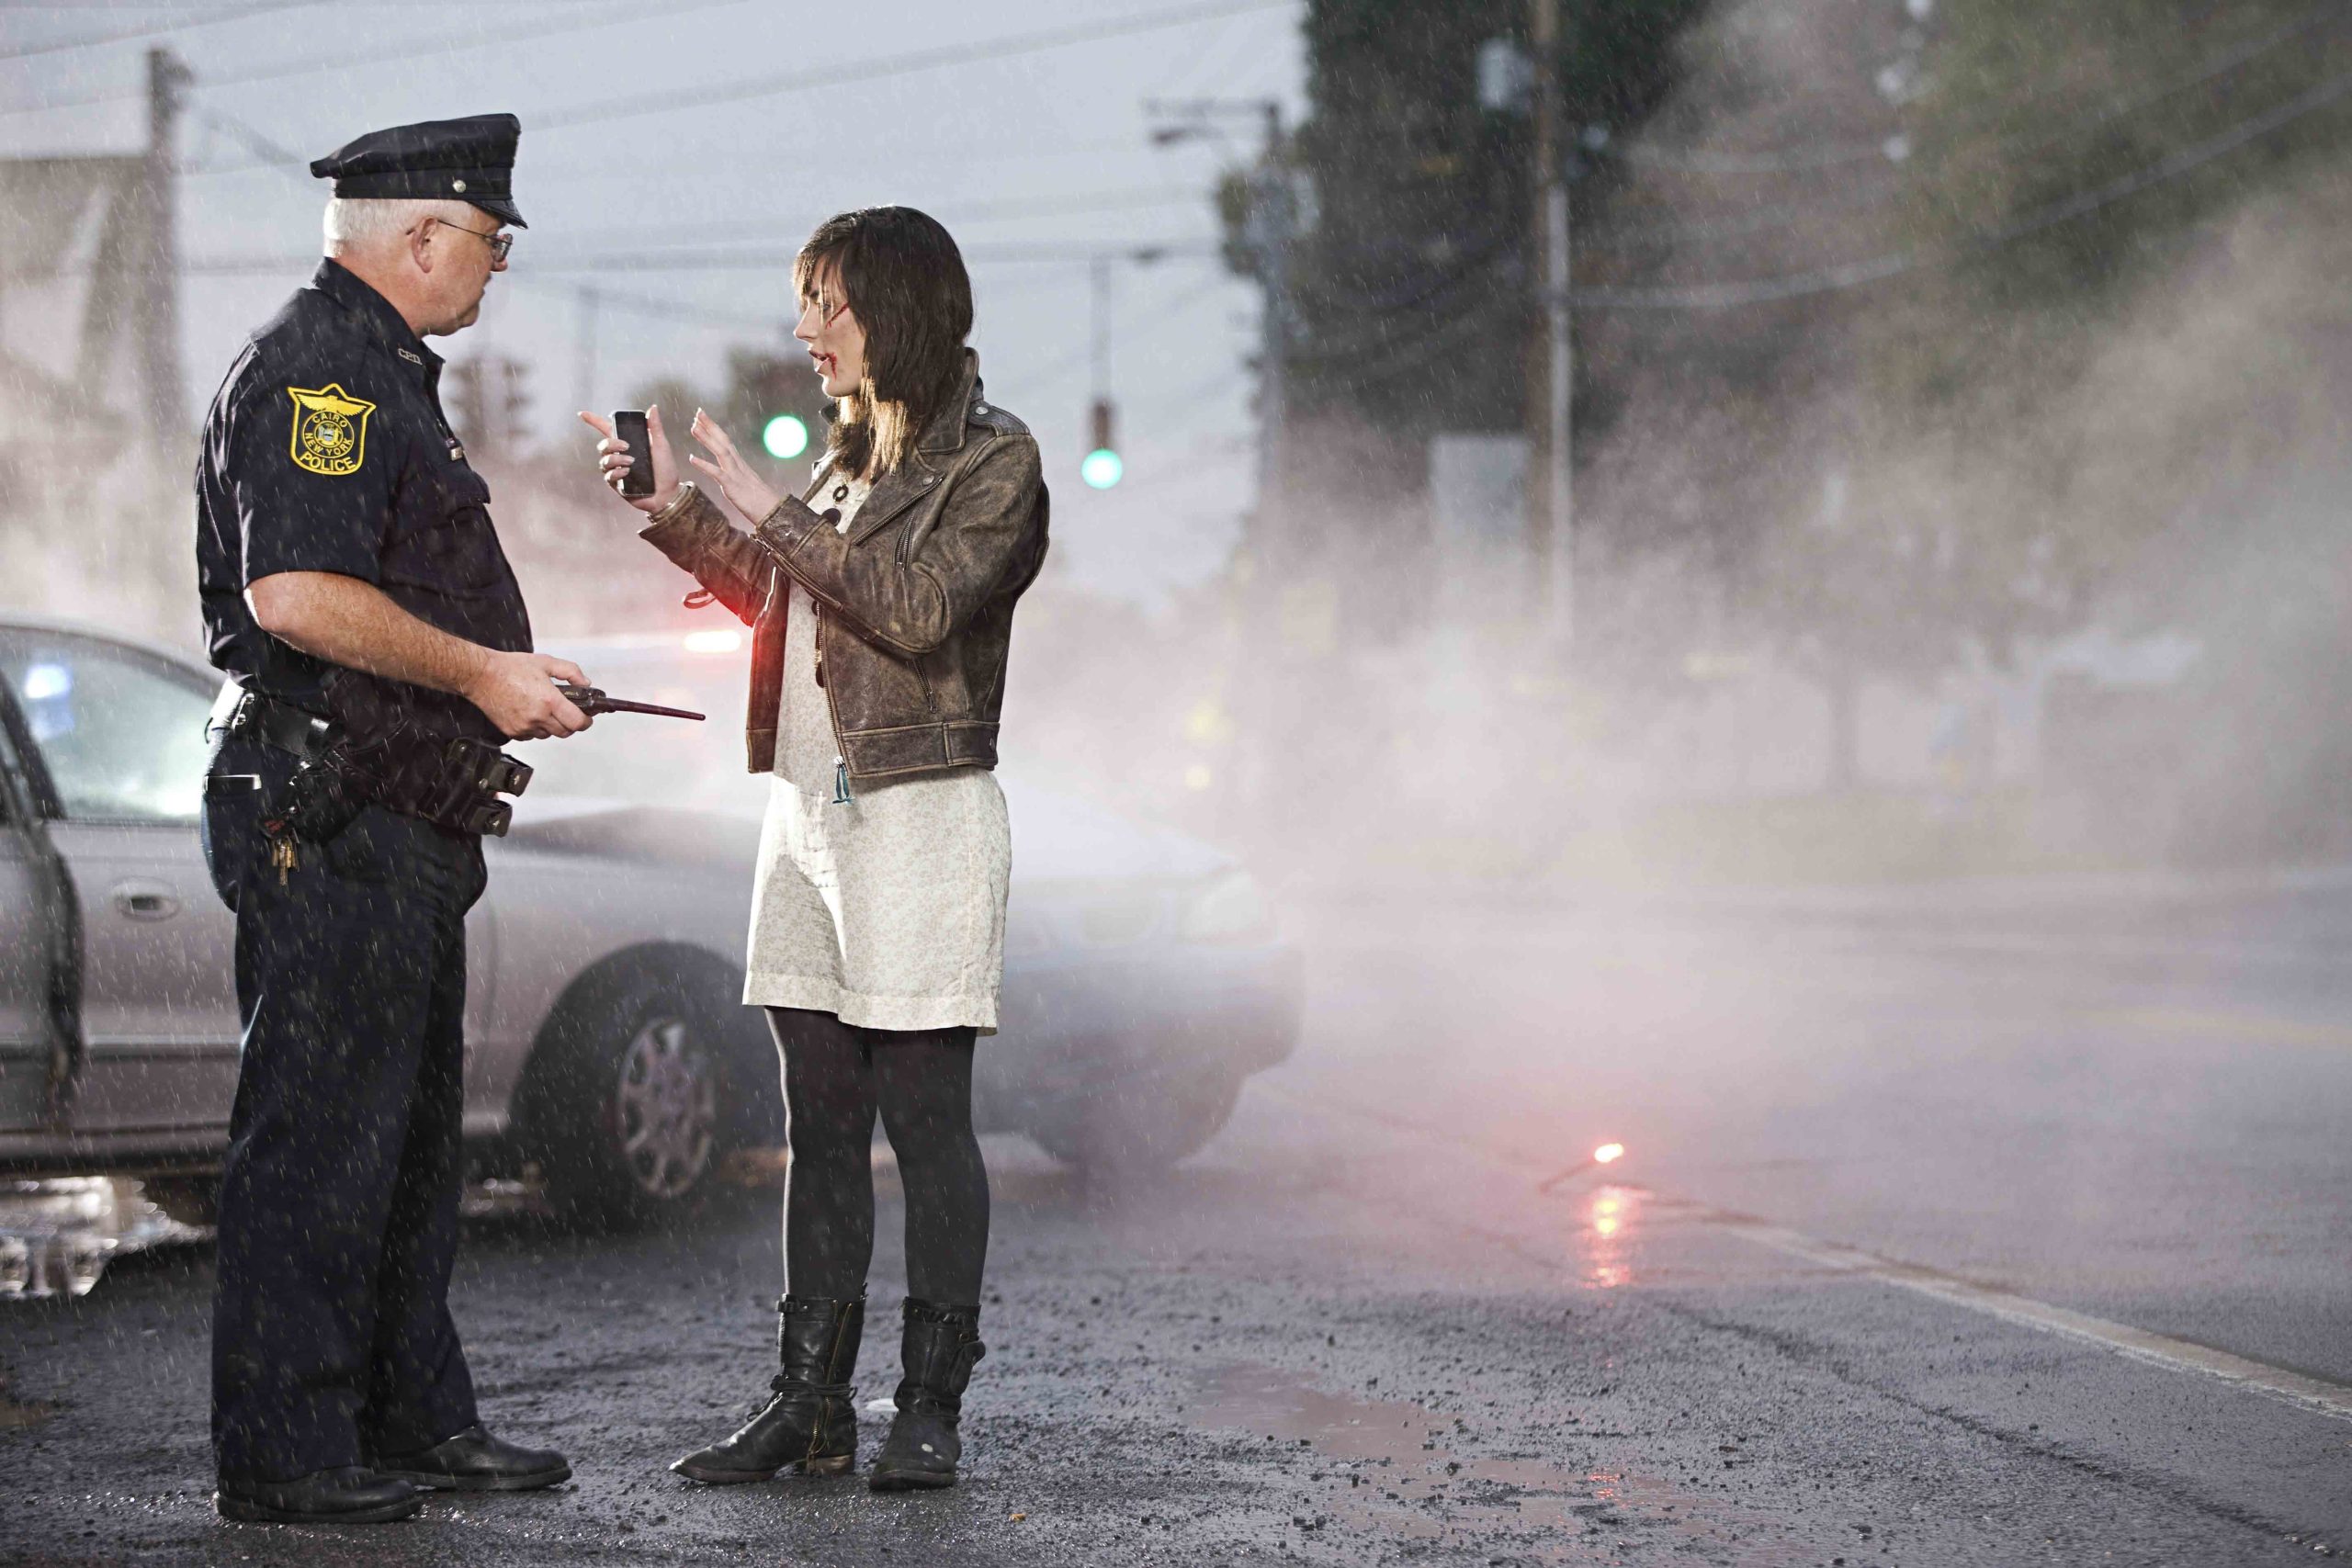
left=0, top=619, right=1300, bottom=1227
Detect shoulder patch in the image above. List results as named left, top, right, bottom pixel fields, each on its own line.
left=286, top=383, right=377, bottom=477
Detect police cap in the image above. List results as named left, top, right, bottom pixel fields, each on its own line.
left=310, top=113, right=527, bottom=229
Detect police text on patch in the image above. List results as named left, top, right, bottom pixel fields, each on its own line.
left=286, top=384, right=378, bottom=477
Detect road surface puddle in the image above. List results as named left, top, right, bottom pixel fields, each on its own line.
left=0, top=1179, right=201, bottom=1299
left=1185, top=1361, right=1824, bottom=1564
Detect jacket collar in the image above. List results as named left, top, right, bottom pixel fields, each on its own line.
left=823, top=350, right=985, bottom=543
left=311, top=258, right=442, bottom=376
left=914, top=349, right=983, bottom=456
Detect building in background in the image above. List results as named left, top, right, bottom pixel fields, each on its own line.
left=0, top=51, right=190, bottom=645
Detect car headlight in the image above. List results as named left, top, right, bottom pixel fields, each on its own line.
left=1178, top=871, right=1276, bottom=944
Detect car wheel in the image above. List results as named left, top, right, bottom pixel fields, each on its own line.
left=532, top=971, right=759, bottom=1229
left=1027, top=1068, right=1243, bottom=1179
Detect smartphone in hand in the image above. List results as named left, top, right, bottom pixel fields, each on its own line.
left=612, top=410, right=655, bottom=499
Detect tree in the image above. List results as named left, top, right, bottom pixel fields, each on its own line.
left=1867, top=0, right=2352, bottom=621
left=1248, top=0, right=1707, bottom=460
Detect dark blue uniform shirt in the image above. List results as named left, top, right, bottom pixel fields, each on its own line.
left=196, top=258, right=531, bottom=743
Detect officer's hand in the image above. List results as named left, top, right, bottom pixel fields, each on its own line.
left=466, top=651, right=594, bottom=740
left=578, top=404, right=681, bottom=515
left=686, top=409, right=784, bottom=528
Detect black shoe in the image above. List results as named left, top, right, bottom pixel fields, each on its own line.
left=215, top=1465, right=423, bottom=1524
left=673, top=1294, right=865, bottom=1484
left=375, top=1425, right=571, bottom=1492
left=869, top=1298, right=985, bottom=1493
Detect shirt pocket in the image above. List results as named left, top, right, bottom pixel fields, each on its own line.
left=383, top=454, right=509, bottom=592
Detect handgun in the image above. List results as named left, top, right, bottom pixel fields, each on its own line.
left=557, top=683, right=706, bottom=721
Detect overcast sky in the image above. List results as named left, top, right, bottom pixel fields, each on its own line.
left=0, top=0, right=1307, bottom=608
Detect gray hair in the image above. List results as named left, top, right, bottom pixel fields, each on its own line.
left=322, top=196, right=473, bottom=255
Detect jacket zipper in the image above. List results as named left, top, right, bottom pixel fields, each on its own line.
left=814, top=605, right=854, bottom=805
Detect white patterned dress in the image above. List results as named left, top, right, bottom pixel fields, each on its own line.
left=740, top=468, right=1011, bottom=1033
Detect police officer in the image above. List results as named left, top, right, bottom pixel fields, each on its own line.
left=195, top=114, right=588, bottom=1525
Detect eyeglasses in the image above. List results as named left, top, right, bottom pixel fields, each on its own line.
left=422, top=216, right=514, bottom=263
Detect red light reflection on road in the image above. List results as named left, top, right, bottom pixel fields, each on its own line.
left=1583, top=1183, right=1641, bottom=1289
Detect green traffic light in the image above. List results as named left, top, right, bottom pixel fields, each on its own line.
left=1081, top=447, right=1124, bottom=490
left=762, top=413, right=810, bottom=460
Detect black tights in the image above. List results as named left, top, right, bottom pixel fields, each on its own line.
left=767, top=1007, right=989, bottom=1306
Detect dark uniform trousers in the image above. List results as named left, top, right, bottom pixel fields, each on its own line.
left=200, top=735, right=486, bottom=1483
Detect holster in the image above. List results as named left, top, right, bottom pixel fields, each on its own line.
left=358, top=733, right=533, bottom=838
left=216, top=683, right=532, bottom=840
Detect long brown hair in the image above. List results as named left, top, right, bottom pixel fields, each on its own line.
left=795, top=207, right=973, bottom=479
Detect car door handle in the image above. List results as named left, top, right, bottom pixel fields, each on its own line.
left=110, top=880, right=182, bottom=921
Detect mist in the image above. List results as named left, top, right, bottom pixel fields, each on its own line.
left=5, top=6, right=2352, bottom=1562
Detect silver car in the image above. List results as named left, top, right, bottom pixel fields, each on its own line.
left=0, top=618, right=1300, bottom=1226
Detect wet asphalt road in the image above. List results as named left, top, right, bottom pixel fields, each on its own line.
left=3, top=874, right=2351, bottom=1565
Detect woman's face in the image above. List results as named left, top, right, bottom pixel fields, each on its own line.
left=794, top=264, right=867, bottom=400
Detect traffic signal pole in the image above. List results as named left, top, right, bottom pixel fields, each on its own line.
left=1145, top=96, right=1293, bottom=520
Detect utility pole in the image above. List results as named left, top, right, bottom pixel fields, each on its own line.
left=1528, top=0, right=1573, bottom=646
left=1249, top=100, right=1292, bottom=522
left=139, top=46, right=191, bottom=448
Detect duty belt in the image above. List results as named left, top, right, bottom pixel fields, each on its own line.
left=207, top=683, right=331, bottom=761
left=207, top=682, right=530, bottom=839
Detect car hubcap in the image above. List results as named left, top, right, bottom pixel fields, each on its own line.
left=613, top=1017, right=718, bottom=1199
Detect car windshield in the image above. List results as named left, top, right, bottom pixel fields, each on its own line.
left=0, top=628, right=212, bottom=824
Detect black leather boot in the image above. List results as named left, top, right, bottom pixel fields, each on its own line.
left=869, top=1299, right=985, bottom=1492
left=673, top=1294, right=864, bottom=1483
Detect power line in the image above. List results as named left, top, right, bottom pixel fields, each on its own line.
left=169, top=2, right=1294, bottom=178
left=1573, top=55, right=2352, bottom=311
left=0, top=0, right=748, bottom=118
left=507, top=277, right=783, bottom=336
left=530, top=0, right=1299, bottom=132
left=1577, top=5, right=2351, bottom=257
left=0, top=1, right=314, bottom=62
left=182, top=126, right=1162, bottom=184
left=172, top=240, right=1225, bottom=276
left=190, top=107, right=311, bottom=187
left=550, top=186, right=1209, bottom=250
left=1619, top=0, right=2342, bottom=177
left=1022, top=269, right=1240, bottom=394
left=515, top=239, right=1224, bottom=273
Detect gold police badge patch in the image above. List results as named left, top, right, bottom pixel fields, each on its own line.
left=285, top=384, right=377, bottom=477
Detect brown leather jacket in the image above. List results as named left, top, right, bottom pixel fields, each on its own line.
left=637, top=352, right=1049, bottom=780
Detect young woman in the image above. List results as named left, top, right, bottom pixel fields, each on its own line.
left=580, top=207, right=1048, bottom=1492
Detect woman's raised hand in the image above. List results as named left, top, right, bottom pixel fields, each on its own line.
left=686, top=409, right=785, bottom=528
left=576, top=405, right=682, bottom=515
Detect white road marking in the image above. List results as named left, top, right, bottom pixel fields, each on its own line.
left=1672, top=1201, right=2352, bottom=1426
left=1256, top=1080, right=2352, bottom=1427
